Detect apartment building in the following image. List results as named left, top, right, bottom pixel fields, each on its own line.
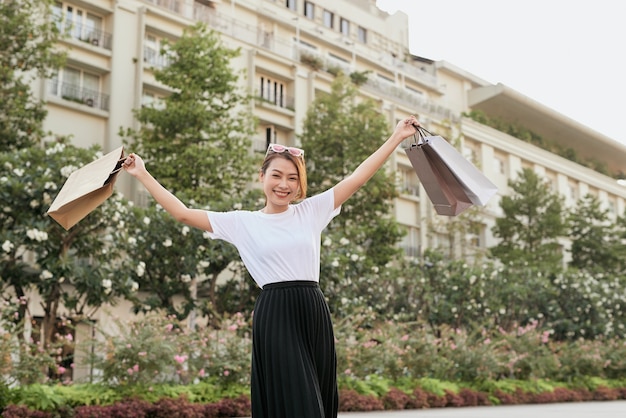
left=31, top=0, right=626, bottom=382
left=40, top=0, right=626, bottom=260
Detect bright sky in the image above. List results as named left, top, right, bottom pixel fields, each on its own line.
left=376, top=0, right=625, bottom=146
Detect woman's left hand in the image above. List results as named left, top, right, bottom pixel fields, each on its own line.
left=395, top=115, right=420, bottom=140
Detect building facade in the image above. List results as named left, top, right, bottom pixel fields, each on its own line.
left=35, top=0, right=626, bottom=379
left=42, top=0, right=626, bottom=258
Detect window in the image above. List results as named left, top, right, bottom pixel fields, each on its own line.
left=339, top=18, right=349, bottom=36
left=142, top=91, right=165, bottom=110
left=259, top=76, right=287, bottom=108
left=144, top=34, right=170, bottom=68
left=467, top=222, right=484, bottom=248
left=304, top=1, right=314, bottom=19
left=400, top=226, right=420, bottom=259
left=286, top=0, right=296, bottom=11
left=323, top=10, right=334, bottom=28
left=49, top=67, right=106, bottom=110
left=399, top=166, right=419, bottom=197
left=53, top=1, right=104, bottom=46
left=357, top=26, right=367, bottom=43
left=377, top=73, right=395, bottom=84
left=406, top=86, right=423, bottom=95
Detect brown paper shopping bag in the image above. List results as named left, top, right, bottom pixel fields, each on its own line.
left=47, top=146, right=125, bottom=230
left=405, top=127, right=497, bottom=216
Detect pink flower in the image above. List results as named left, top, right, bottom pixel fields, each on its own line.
left=344, top=369, right=352, bottom=375
left=541, top=331, right=550, bottom=344
left=65, top=334, right=73, bottom=342
left=483, top=338, right=491, bottom=345
left=57, top=366, right=67, bottom=375
left=138, top=351, right=147, bottom=356
left=174, top=354, right=188, bottom=364
left=223, top=370, right=230, bottom=376
left=228, top=324, right=238, bottom=331
left=400, top=334, right=409, bottom=341
left=450, top=343, right=457, bottom=350
left=127, top=368, right=134, bottom=375
left=133, top=364, right=139, bottom=372
left=198, top=369, right=206, bottom=377
left=165, top=324, right=174, bottom=332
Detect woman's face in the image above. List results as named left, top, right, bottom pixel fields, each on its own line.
left=260, top=157, right=300, bottom=213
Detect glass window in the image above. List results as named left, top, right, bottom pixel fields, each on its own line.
left=55, top=2, right=103, bottom=42
left=304, top=1, right=314, bottom=19
left=144, top=34, right=170, bottom=68
left=286, top=0, right=296, bottom=11
left=357, top=26, right=367, bottom=43
left=399, top=166, right=419, bottom=197
left=323, top=10, right=333, bottom=28
left=340, top=18, right=349, bottom=36
left=259, top=76, right=287, bottom=108
left=400, top=227, right=420, bottom=259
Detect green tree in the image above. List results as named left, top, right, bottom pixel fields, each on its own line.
left=121, top=23, right=259, bottom=321
left=0, top=0, right=65, bottom=152
left=300, top=74, right=404, bottom=316
left=490, top=168, right=566, bottom=270
left=568, top=194, right=622, bottom=273
left=122, top=23, right=255, bottom=203
left=0, top=141, right=137, bottom=366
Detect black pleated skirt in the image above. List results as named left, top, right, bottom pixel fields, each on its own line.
left=251, top=280, right=338, bottom=418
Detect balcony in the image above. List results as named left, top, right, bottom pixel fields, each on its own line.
left=49, top=81, right=110, bottom=111
left=255, top=89, right=295, bottom=111
left=143, top=0, right=181, bottom=14
left=60, top=21, right=113, bottom=50
left=144, top=47, right=170, bottom=69
left=179, top=2, right=459, bottom=123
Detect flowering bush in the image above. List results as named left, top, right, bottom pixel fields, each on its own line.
left=86, top=312, right=252, bottom=386
left=0, top=298, right=71, bottom=386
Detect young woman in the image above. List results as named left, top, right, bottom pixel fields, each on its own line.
left=123, top=115, right=420, bottom=418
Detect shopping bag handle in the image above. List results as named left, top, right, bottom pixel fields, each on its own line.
left=104, top=157, right=127, bottom=186
left=410, top=124, right=435, bottom=145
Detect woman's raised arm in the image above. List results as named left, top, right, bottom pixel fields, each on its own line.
left=123, top=154, right=213, bottom=232
left=332, top=115, right=419, bottom=209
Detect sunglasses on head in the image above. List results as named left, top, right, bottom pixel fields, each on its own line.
left=266, top=143, right=305, bottom=157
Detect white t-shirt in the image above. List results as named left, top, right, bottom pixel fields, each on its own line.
left=206, top=188, right=341, bottom=288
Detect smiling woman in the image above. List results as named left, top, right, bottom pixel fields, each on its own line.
left=122, top=116, right=420, bottom=418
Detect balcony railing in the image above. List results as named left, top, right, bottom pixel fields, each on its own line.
left=60, top=21, right=113, bottom=50
left=143, top=0, right=181, bottom=13
left=49, top=80, right=110, bottom=111
left=255, top=89, right=295, bottom=111
left=154, top=1, right=459, bottom=123
left=144, top=47, right=171, bottom=69
left=400, top=245, right=421, bottom=259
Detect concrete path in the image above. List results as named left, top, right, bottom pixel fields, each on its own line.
left=337, top=400, right=626, bottom=417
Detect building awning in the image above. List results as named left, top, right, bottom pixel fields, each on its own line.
left=468, top=83, right=626, bottom=177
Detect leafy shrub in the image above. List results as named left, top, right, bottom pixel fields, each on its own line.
left=1, top=405, right=52, bottom=418
left=381, top=387, right=411, bottom=410
left=338, top=389, right=384, bottom=412
left=406, top=387, right=429, bottom=409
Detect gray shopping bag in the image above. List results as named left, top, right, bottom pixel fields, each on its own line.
left=405, top=127, right=497, bottom=216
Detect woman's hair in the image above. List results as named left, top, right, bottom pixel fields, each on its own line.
left=260, top=152, right=307, bottom=201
